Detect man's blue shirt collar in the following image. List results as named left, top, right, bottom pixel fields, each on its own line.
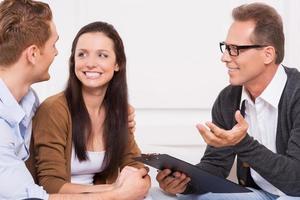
left=0, top=79, right=38, bottom=127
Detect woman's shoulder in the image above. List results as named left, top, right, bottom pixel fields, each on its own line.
left=40, top=92, right=68, bottom=108
left=36, top=92, right=69, bottom=117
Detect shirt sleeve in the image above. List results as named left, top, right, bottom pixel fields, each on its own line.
left=0, top=120, right=49, bottom=200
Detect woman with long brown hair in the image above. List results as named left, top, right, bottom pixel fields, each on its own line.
left=31, top=21, right=147, bottom=194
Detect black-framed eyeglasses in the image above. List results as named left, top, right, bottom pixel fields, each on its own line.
left=219, top=42, right=267, bottom=56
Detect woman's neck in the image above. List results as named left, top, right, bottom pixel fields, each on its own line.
left=82, top=86, right=108, bottom=116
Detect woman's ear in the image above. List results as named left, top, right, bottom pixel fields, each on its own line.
left=263, top=46, right=276, bottom=65
left=114, top=64, right=119, bottom=72
left=26, top=45, right=39, bottom=65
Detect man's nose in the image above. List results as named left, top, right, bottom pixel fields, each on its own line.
left=221, top=50, right=231, bottom=63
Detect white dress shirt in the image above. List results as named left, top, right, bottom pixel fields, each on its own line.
left=0, top=79, right=48, bottom=200
left=241, top=65, right=287, bottom=196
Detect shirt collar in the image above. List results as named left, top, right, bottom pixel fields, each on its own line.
left=20, top=88, right=39, bottom=127
left=240, top=65, right=287, bottom=109
left=241, top=87, right=252, bottom=108
left=0, top=79, right=38, bottom=127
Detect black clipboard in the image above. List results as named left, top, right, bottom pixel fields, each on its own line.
left=134, top=153, right=251, bottom=194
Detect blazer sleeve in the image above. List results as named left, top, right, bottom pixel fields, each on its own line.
left=32, top=97, right=71, bottom=193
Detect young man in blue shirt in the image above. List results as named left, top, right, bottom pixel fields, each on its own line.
left=0, top=0, right=150, bottom=199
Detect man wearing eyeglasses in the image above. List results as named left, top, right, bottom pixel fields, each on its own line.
left=156, top=2, right=300, bottom=199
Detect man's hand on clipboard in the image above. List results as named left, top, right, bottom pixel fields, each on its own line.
left=156, top=169, right=191, bottom=195
left=134, top=153, right=251, bottom=194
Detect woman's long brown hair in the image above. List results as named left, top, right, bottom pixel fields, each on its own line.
left=64, top=21, right=128, bottom=177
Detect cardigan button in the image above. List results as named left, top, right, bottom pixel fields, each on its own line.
left=242, top=162, right=250, bottom=167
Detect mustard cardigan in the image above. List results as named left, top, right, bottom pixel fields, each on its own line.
left=26, top=92, right=143, bottom=193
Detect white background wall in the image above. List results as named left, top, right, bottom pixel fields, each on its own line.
left=35, top=0, right=300, bottom=168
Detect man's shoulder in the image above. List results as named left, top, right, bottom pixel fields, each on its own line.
left=218, top=84, right=242, bottom=101
left=0, top=118, right=15, bottom=145
left=283, top=67, right=300, bottom=95
left=285, top=67, right=300, bottom=85
left=212, top=85, right=242, bottom=115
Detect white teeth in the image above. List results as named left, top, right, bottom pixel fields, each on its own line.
left=85, top=72, right=101, bottom=78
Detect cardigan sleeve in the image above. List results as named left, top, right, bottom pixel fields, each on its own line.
left=32, top=94, right=71, bottom=193
left=234, top=90, right=300, bottom=196
left=93, top=125, right=144, bottom=185
left=196, top=87, right=237, bottom=178
left=183, top=87, right=238, bottom=194
left=120, top=133, right=144, bottom=169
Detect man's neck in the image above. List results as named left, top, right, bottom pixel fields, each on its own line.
left=245, top=64, right=279, bottom=102
left=0, top=65, right=32, bottom=102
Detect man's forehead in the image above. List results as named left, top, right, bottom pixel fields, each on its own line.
left=225, top=20, right=256, bottom=44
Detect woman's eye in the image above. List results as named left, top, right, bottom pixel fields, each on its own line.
left=99, top=53, right=108, bottom=58
left=77, top=52, right=85, bottom=57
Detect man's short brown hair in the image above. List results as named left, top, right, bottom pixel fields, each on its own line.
left=0, top=0, right=52, bottom=65
left=233, top=3, right=284, bottom=64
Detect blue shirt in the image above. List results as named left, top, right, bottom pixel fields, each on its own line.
left=0, top=79, right=49, bottom=200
